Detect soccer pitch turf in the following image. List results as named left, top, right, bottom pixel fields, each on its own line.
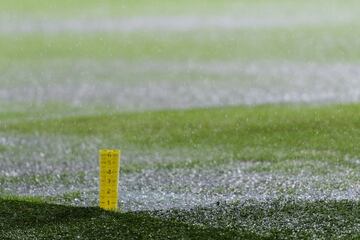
left=1, top=1, right=360, bottom=239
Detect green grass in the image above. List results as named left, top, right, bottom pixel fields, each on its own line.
left=2, top=104, right=360, bottom=171
left=2, top=0, right=358, bottom=18
left=0, top=0, right=243, bottom=17
left=2, top=25, right=360, bottom=62
left=2, top=0, right=360, bottom=238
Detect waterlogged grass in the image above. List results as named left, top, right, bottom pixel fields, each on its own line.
left=0, top=172, right=88, bottom=187
left=159, top=199, right=360, bottom=239
left=2, top=0, right=360, bottom=238
left=0, top=102, right=120, bottom=123
left=2, top=104, right=360, bottom=169
left=1, top=197, right=359, bottom=239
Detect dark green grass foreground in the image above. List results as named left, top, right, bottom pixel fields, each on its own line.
left=0, top=198, right=252, bottom=240
left=1, top=198, right=359, bottom=239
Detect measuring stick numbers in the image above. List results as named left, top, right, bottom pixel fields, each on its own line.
left=99, top=149, right=121, bottom=211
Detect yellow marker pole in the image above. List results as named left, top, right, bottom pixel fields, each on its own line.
left=99, top=149, right=121, bottom=211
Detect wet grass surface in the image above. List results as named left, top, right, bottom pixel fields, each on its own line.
left=2, top=0, right=360, bottom=239
left=1, top=105, right=360, bottom=225
left=3, top=104, right=360, bottom=167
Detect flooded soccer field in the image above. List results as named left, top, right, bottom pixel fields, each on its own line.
left=1, top=1, right=360, bottom=239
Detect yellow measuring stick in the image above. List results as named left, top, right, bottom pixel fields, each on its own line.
left=99, top=149, right=121, bottom=211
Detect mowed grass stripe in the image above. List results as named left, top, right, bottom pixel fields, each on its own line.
left=2, top=0, right=357, bottom=18
left=0, top=0, right=262, bottom=17
left=2, top=25, right=360, bottom=61
left=2, top=104, right=360, bottom=166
